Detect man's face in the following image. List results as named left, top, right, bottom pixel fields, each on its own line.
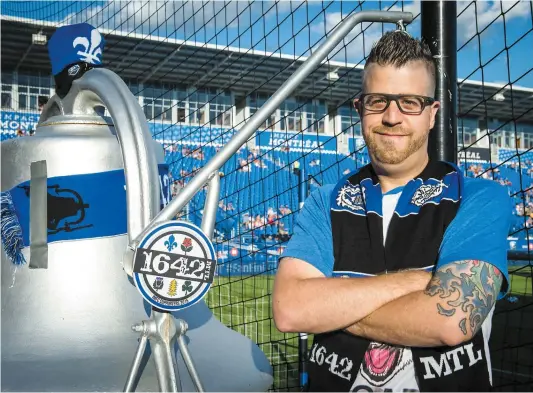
left=355, top=61, right=440, bottom=166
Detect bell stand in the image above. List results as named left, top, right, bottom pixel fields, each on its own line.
left=123, top=172, right=220, bottom=393
left=121, top=11, right=414, bottom=392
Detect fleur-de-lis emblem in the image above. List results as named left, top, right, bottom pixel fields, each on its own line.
left=73, top=29, right=103, bottom=65
left=164, top=234, right=178, bottom=252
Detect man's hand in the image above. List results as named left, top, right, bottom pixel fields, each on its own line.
left=345, top=260, right=503, bottom=347
left=272, top=257, right=431, bottom=334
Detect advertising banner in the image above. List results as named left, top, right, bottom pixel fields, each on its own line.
left=256, top=130, right=337, bottom=152
left=458, top=147, right=491, bottom=163
left=1, top=111, right=39, bottom=134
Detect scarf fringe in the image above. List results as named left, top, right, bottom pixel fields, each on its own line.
left=1, top=191, right=27, bottom=265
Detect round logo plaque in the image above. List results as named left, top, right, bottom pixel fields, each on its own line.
left=132, top=220, right=217, bottom=311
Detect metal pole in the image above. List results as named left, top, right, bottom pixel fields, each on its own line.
left=298, top=332, right=309, bottom=391
left=296, top=161, right=308, bottom=390
left=422, top=1, right=457, bottom=163
left=125, top=311, right=182, bottom=392
left=129, top=11, right=414, bottom=249
left=200, top=172, right=221, bottom=238
left=150, top=311, right=181, bottom=392
left=123, top=335, right=148, bottom=392
left=175, top=319, right=205, bottom=392
left=298, top=161, right=306, bottom=210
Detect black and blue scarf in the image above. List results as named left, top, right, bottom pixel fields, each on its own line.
left=307, top=160, right=491, bottom=392
left=1, top=165, right=171, bottom=267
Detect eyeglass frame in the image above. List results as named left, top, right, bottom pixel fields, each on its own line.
left=354, top=93, right=437, bottom=115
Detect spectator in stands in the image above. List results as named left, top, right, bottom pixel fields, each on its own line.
left=277, top=221, right=289, bottom=241
left=253, top=214, right=264, bottom=229
left=253, top=158, right=267, bottom=168
left=171, top=180, right=180, bottom=197
left=267, top=207, right=277, bottom=225
left=273, top=31, right=512, bottom=392
left=25, top=97, right=49, bottom=136
left=38, top=96, right=48, bottom=112
left=192, top=147, right=204, bottom=161
left=516, top=203, right=524, bottom=216
left=280, top=205, right=291, bottom=215
left=238, top=158, right=251, bottom=172
left=242, top=213, right=252, bottom=230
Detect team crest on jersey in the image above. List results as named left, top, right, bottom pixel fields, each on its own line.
left=132, top=220, right=216, bottom=311
left=336, top=182, right=365, bottom=212
left=411, top=181, right=447, bottom=207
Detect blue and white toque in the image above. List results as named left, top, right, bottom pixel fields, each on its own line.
left=48, top=22, right=105, bottom=76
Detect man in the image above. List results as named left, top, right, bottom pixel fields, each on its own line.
left=27, top=96, right=48, bottom=136
left=272, top=31, right=512, bottom=392
left=38, top=96, right=49, bottom=113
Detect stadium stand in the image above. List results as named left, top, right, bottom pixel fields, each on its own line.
left=4, top=111, right=533, bottom=256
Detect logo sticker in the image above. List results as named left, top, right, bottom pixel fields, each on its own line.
left=18, top=184, right=92, bottom=234
left=68, top=64, right=80, bottom=76
left=133, top=221, right=217, bottom=311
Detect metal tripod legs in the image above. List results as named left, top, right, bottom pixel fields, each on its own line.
left=124, top=310, right=205, bottom=392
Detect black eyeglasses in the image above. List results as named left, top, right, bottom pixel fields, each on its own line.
left=357, top=93, right=436, bottom=115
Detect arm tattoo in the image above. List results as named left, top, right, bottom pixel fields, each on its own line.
left=424, top=260, right=503, bottom=336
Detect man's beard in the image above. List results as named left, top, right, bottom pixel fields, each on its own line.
left=364, top=126, right=427, bottom=165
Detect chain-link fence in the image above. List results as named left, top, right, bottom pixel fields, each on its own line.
left=1, top=1, right=532, bottom=391
left=456, top=1, right=533, bottom=390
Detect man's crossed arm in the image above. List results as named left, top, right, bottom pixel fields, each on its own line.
left=273, top=257, right=503, bottom=348
left=273, top=257, right=432, bottom=334
left=345, top=259, right=504, bottom=347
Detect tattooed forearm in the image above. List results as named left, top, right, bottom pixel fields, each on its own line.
left=424, top=260, right=503, bottom=337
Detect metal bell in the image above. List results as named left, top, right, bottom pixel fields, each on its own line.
left=1, top=68, right=273, bottom=391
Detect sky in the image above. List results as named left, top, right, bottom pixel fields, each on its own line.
left=1, top=0, right=532, bottom=87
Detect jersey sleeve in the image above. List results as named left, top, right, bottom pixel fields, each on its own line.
left=436, top=178, right=514, bottom=299
left=280, top=184, right=336, bottom=277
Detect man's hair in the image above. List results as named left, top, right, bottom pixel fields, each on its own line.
left=363, top=31, right=437, bottom=95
